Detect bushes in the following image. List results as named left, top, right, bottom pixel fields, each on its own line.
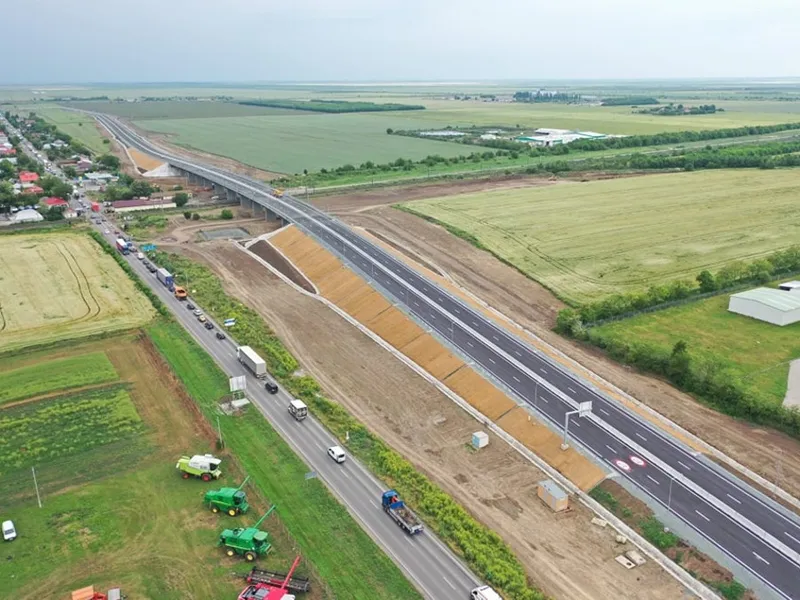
left=220, top=209, right=234, bottom=220
left=88, top=230, right=169, bottom=317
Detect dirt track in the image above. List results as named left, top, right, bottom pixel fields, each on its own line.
left=174, top=240, right=685, bottom=600
left=318, top=182, right=800, bottom=502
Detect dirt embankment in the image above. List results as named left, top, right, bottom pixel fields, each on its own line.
left=173, top=240, right=686, bottom=600
left=318, top=181, right=800, bottom=502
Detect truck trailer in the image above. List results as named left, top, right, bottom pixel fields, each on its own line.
left=156, top=267, right=174, bottom=288
left=115, top=238, right=129, bottom=255
left=237, top=346, right=267, bottom=379
left=381, top=490, right=423, bottom=535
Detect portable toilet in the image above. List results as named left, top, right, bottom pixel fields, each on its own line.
left=472, top=431, right=489, bottom=449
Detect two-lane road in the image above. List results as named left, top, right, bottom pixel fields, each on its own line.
left=94, top=227, right=480, bottom=600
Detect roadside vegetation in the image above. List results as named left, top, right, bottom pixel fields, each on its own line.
left=239, top=99, right=425, bottom=113
left=148, top=249, right=547, bottom=600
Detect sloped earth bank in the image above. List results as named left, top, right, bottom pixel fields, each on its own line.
left=174, top=240, right=685, bottom=600
left=316, top=185, right=800, bottom=503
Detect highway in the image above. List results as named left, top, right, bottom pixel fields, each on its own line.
left=92, top=223, right=481, bottom=600
left=94, top=113, right=800, bottom=599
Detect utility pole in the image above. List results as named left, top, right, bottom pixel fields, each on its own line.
left=32, top=466, right=42, bottom=508
left=216, top=415, right=224, bottom=449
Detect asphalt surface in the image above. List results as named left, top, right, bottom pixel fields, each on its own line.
left=93, top=113, right=800, bottom=599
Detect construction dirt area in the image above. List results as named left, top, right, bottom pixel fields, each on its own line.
left=312, top=179, right=800, bottom=503
left=170, top=236, right=686, bottom=600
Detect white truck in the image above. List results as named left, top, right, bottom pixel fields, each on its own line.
left=288, top=399, right=308, bottom=421
left=471, top=586, right=502, bottom=600
left=237, top=346, right=267, bottom=379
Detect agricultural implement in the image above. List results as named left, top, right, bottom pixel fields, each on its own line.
left=204, top=476, right=251, bottom=516
left=71, top=586, right=123, bottom=600
left=176, top=453, right=222, bottom=481
left=219, top=505, right=276, bottom=561
left=239, top=555, right=310, bottom=600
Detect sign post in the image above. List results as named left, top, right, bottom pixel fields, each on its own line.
left=561, top=401, right=592, bottom=450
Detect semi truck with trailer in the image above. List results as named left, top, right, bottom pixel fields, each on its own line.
left=156, top=268, right=174, bottom=289
left=237, top=346, right=267, bottom=378
left=115, top=238, right=129, bottom=255
left=381, top=490, right=423, bottom=535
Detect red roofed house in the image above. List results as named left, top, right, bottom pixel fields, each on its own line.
left=42, top=197, right=68, bottom=207
left=19, top=171, right=39, bottom=183
left=0, top=146, right=15, bottom=155
left=26, top=185, right=44, bottom=195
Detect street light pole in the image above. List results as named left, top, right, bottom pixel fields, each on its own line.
left=668, top=477, right=673, bottom=511
left=561, top=409, right=578, bottom=450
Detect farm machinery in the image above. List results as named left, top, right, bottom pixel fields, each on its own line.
left=219, top=506, right=276, bottom=561
left=71, top=586, right=124, bottom=600
left=176, top=453, right=222, bottom=481
left=205, top=476, right=251, bottom=516
left=239, top=556, right=311, bottom=600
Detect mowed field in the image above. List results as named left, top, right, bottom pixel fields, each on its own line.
left=404, top=169, right=800, bottom=304
left=135, top=112, right=467, bottom=173
left=0, top=335, right=256, bottom=599
left=0, top=233, right=154, bottom=351
left=20, top=105, right=110, bottom=154
left=590, top=292, right=800, bottom=406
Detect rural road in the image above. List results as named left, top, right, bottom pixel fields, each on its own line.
left=90, top=111, right=800, bottom=600
left=92, top=227, right=482, bottom=599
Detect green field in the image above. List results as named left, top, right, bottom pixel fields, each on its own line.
left=136, top=112, right=468, bottom=173
left=0, top=351, right=118, bottom=406
left=404, top=169, right=800, bottom=304
left=69, top=100, right=298, bottom=120
left=22, top=105, right=110, bottom=154
left=590, top=292, right=800, bottom=406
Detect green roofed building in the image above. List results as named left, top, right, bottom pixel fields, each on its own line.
left=728, top=288, right=800, bottom=326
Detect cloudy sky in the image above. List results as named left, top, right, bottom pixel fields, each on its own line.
left=3, top=0, right=797, bottom=83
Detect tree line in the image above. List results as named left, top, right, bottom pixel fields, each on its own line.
left=238, top=99, right=425, bottom=113
left=600, top=96, right=660, bottom=106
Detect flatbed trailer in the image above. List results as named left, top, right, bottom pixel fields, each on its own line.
left=246, top=566, right=311, bottom=593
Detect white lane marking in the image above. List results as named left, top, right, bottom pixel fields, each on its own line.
left=695, top=510, right=710, bottom=522
left=539, top=368, right=547, bottom=374
left=467, top=341, right=474, bottom=348
left=572, top=420, right=581, bottom=428
left=492, top=335, right=499, bottom=341
left=341, top=470, right=351, bottom=480
left=752, top=552, right=770, bottom=565
left=488, top=357, right=496, bottom=364
left=540, top=396, right=549, bottom=403
left=471, top=320, right=478, bottom=326
left=784, top=532, right=800, bottom=546
left=635, top=432, right=647, bottom=442
left=677, top=460, right=692, bottom=471
left=605, top=444, right=617, bottom=454
left=599, top=408, right=610, bottom=416
left=726, top=493, right=742, bottom=505
left=405, top=536, right=415, bottom=546
left=422, top=286, right=427, bottom=291
left=514, top=350, right=522, bottom=357
left=413, top=300, right=420, bottom=306
left=568, top=386, right=576, bottom=394
left=454, top=309, right=460, bottom=314
left=646, top=475, right=660, bottom=485
left=443, top=576, right=456, bottom=590
left=438, top=297, right=443, bottom=302
left=513, top=376, right=521, bottom=382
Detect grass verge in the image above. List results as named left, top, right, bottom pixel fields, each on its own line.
left=146, top=319, right=422, bottom=600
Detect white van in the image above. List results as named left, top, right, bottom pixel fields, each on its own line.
left=288, top=400, right=308, bottom=421
left=471, top=586, right=502, bottom=600
left=2, top=520, right=17, bottom=541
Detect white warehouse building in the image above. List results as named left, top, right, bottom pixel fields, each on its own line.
left=728, top=288, right=800, bottom=326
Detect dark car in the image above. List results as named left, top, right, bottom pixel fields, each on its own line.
left=148, top=265, right=157, bottom=273
left=265, top=381, right=278, bottom=394
left=186, top=302, right=195, bottom=310
left=204, top=321, right=214, bottom=330
left=215, top=331, right=226, bottom=340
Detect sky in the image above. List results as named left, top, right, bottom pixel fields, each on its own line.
left=3, top=0, right=798, bottom=83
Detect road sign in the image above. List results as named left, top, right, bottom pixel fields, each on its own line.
left=304, top=471, right=317, bottom=481
left=578, top=401, right=593, bottom=416
left=229, top=376, right=246, bottom=393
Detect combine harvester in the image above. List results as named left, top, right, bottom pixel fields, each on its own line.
left=205, top=476, right=251, bottom=516
left=219, top=506, right=276, bottom=561
left=176, top=454, right=222, bottom=481
left=239, top=556, right=311, bottom=600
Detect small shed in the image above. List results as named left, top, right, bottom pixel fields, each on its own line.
left=537, top=479, right=569, bottom=512
left=728, top=288, right=800, bottom=326
left=778, top=281, right=800, bottom=293
left=471, top=431, right=489, bottom=449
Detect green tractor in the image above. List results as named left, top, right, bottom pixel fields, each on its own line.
left=176, top=454, right=222, bottom=481
left=204, top=476, right=250, bottom=516
left=218, top=506, right=275, bottom=562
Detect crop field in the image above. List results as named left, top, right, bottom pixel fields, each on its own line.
left=0, top=351, right=118, bottom=406
left=591, top=292, right=800, bottom=406
left=0, top=335, right=274, bottom=599
left=135, top=112, right=468, bottom=173
left=404, top=169, right=800, bottom=304
left=0, top=233, right=155, bottom=352
left=21, top=105, right=110, bottom=154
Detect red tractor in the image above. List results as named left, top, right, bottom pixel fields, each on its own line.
left=238, top=556, right=310, bottom=600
